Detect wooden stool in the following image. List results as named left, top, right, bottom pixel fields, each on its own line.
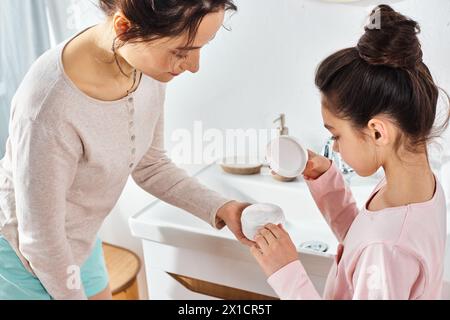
left=102, top=242, right=141, bottom=300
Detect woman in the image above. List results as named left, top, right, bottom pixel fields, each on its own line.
left=0, top=0, right=251, bottom=300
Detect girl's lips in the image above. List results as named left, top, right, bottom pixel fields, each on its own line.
left=170, top=72, right=181, bottom=76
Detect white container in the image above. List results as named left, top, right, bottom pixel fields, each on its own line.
left=266, top=136, right=309, bottom=179
left=241, top=203, right=286, bottom=240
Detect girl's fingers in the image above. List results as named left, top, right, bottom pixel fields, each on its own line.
left=254, top=234, right=269, bottom=251
left=307, top=149, right=316, bottom=159
left=259, top=227, right=277, bottom=245
left=265, top=223, right=283, bottom=239
left=278, top=223, right=289, bottom=235
left=303, top=160, right=314, bottom=174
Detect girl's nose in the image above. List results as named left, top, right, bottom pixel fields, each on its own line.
left=333, top=141, right=339, bottom=153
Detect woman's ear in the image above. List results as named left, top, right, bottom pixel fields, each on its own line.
left=112, top=12, right=131, bottom=37
left=367, top=118, right=389, bottom=146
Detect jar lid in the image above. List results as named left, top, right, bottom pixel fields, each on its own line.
left=266, top=136, right=308, bottom=178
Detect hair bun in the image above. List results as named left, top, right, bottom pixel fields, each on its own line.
left=357, top=5, right=423, bottom=69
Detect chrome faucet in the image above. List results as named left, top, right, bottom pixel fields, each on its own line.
left=321, top=137, right=355, bottom=176
left=273, top=113, right=289, bottom=136
left=321, top=137, right=335, bottom=159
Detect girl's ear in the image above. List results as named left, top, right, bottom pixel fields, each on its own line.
left=367, top=118, right=389, bottom=146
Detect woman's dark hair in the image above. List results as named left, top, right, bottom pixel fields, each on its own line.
left=315, top=4, right=450, bottom=153
left=98, top=0, right=237, bottom=47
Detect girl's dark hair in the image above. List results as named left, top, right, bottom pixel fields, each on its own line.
left=315, top=4, right=450, bottom=153
left=99, top=0, right=237, bottom=47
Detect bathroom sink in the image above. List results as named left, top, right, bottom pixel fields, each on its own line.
left=130, top=164, right=379, bottom=256
left=129, top=163, right=380, bottom=299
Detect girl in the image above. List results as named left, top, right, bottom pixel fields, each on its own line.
left=251, top=5, right=449, bottom=299
left=0, top=0, right=253, bottom=300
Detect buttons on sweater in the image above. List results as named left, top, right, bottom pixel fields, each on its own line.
left=127, top=93, right=137, bottom=170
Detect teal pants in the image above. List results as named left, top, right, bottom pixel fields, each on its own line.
left=0, top=236, right=109, bottom=300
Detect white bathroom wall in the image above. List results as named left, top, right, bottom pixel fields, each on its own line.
left=163, top=0, right=450, bottom=155
left=90, top=0, right=450, bottom=300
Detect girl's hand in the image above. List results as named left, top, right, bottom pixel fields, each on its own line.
left=302, top=149, right=332, bottom=180
left=250, top=223, right=299, bottom=277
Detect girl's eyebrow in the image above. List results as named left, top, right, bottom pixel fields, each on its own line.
left=324, top=124, right=335, bottom=130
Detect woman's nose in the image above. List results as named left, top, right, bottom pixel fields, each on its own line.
left=182, top=51, right=200, bottom=74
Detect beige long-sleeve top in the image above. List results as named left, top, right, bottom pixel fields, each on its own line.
left=0, top=37, right=231, bottom=300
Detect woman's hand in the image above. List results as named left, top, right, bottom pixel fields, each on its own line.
left=216, top=201, right=254, bottom=246
left=250, top=223, right=299, bottom=277
left=302, top=149, right=332, bottom=181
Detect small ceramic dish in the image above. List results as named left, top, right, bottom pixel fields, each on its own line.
left=266, top=136, right=308, bottom=179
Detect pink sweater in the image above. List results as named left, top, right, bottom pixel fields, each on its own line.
left=267, top=163, right=447, bottom=299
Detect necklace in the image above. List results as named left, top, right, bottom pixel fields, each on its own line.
left=126, top=69, right=138, bottom=96
left=111, top=38, right=138, bottom=97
